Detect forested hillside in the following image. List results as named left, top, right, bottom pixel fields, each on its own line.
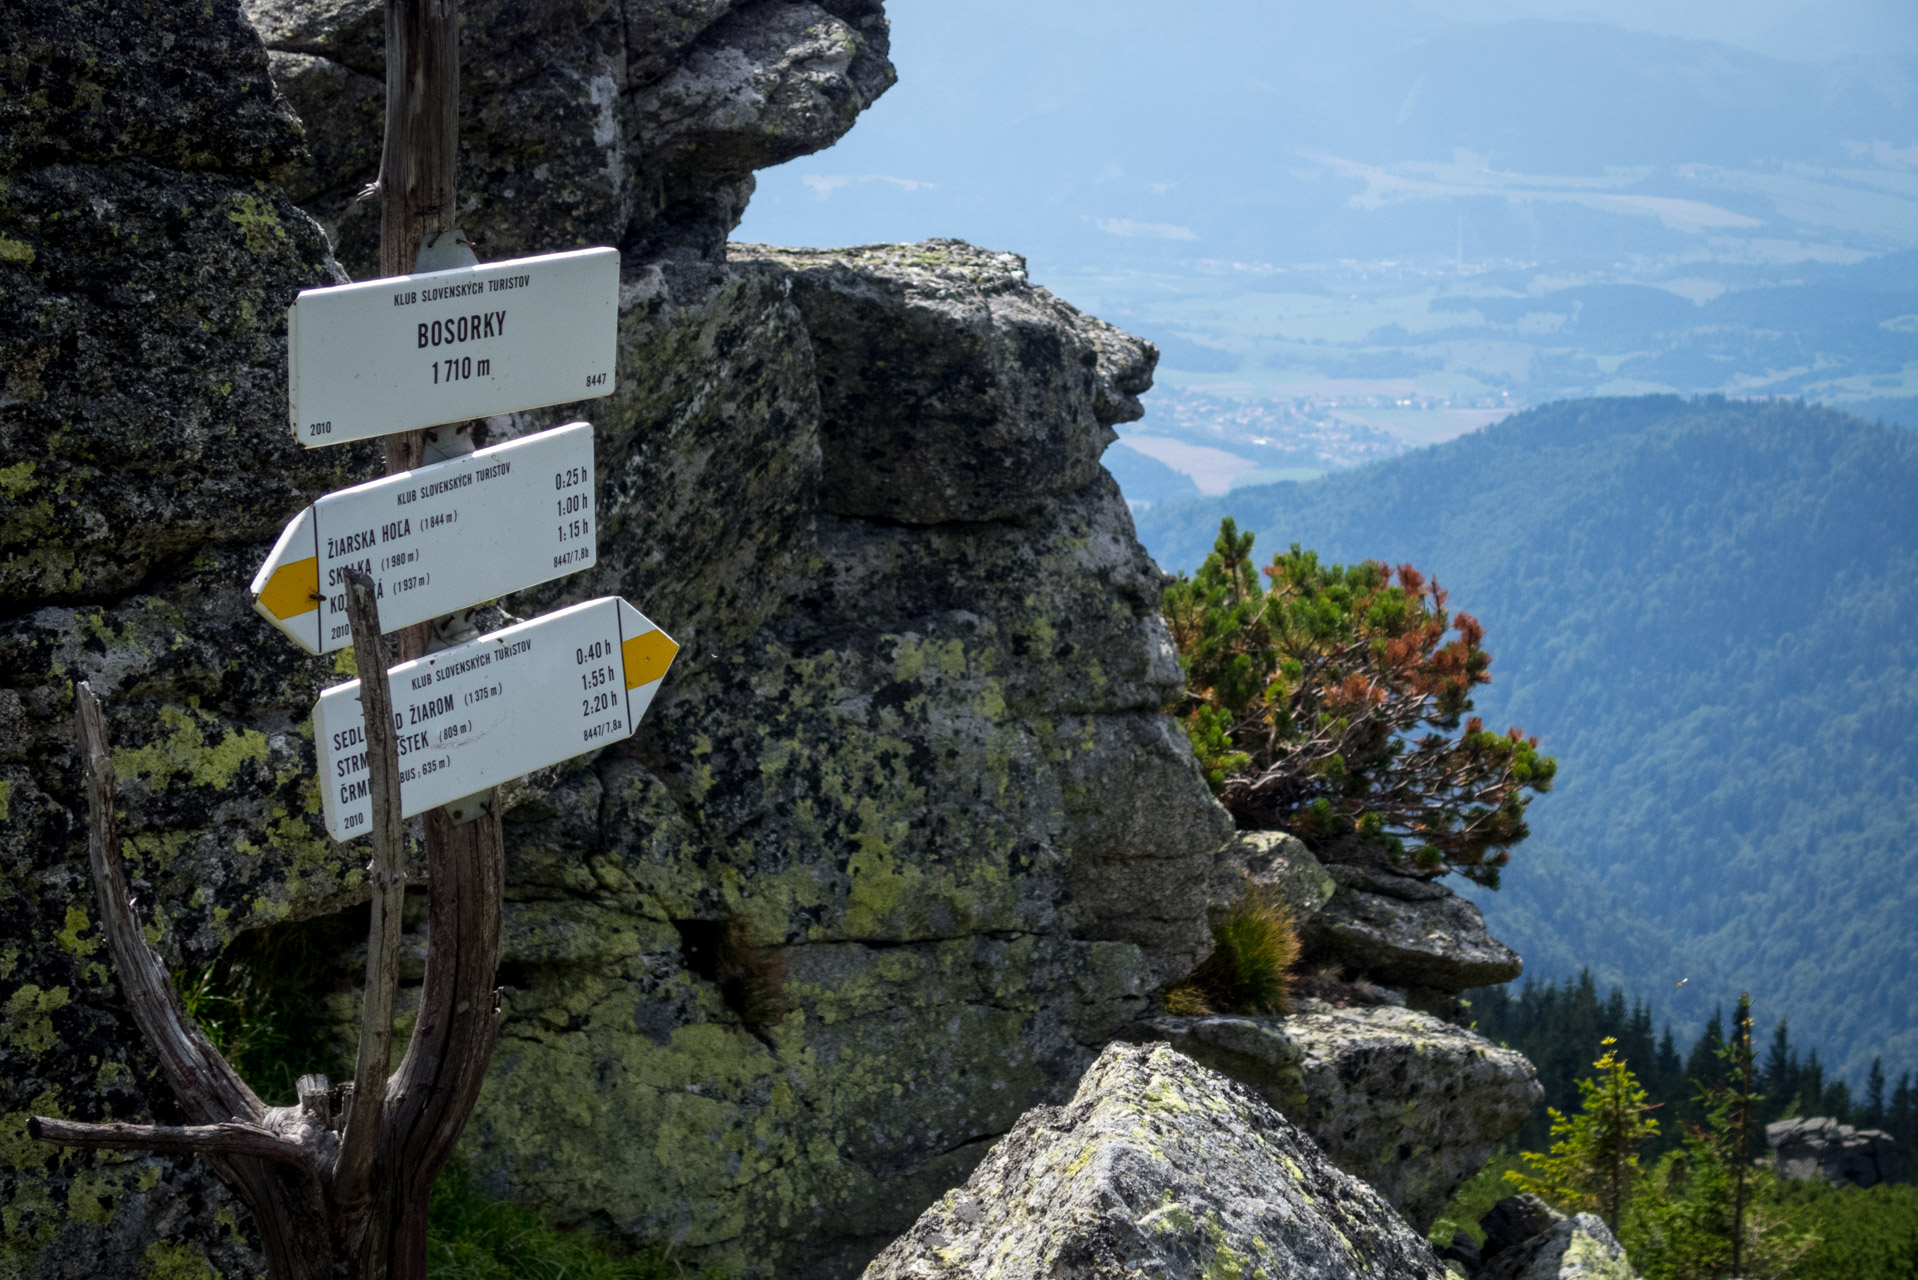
left=1134, top=397, right=1918, bottom=1081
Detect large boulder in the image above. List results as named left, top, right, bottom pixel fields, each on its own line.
left=1767, top=1116, right=1901, bottom=1187
left=1, top=3, right=1238, bottom=1262
left=1476, top=1196, right=1634, bottom=1280
left=1, top=3, right=349, bottom=1277
left=862, top=1041, right=1448, bottom=1280
left=1302, top=864, right=1523, bottom=994
left=733, top=241, right=1152, bottom=524
left=1139, top=1001, right=1542, bottom=1232
left=1215, top=828, right=1337, bottom=919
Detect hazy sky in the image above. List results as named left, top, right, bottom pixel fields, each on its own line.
left=1414, top=0, right=1918, bottom=61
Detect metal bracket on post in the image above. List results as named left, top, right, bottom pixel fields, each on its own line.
left=426, top=605, right=483, bottom=652
left=415, top=229, right=483, bottom=467
left=420, top=423, right=476, bottom=464
left=413, top=227, right=479, bottom=274
left=441, top=789, right=494, bottom=826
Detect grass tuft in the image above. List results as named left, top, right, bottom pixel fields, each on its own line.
left=1162, top=883, right=1298, bottom=1016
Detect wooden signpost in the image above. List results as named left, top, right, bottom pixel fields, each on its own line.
left=251, top=421, right=599, bottom=654
left=29, top=2, right=675, bottom=1276
left=287, top=249, right=618, bottom=446
left=315, top=597, right=676, bottom=840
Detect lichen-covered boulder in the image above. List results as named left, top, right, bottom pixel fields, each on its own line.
left=862, top=1041, right=1448, bottom=1280
left=731, top=241, right=1154, bottom=524
left=1140, top=1001, right=1542, bottom=1233
left=1302, top=864, right=1523, bottom=994
left=1479, top=1210, right=1634, bottom=1280
left=1216, top=829, right=1337, bottom=918
left=459, top=251, right=1231, bottom=1275
left=1, top=2, right=357, bottom=1276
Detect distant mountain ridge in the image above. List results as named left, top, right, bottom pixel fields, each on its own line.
left=1132, top=396, right=1918, bottom=1081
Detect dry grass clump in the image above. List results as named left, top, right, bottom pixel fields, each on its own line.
left=1162, top=885, right=1299, bottom=1016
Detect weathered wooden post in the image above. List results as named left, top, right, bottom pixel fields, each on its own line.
left=31, top=2, right=679, bottom=1275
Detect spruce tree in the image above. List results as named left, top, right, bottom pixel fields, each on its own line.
left=1723, top=996, right=1760, bottom=1279
left=1510, top=1036, right=1661, bottom=1234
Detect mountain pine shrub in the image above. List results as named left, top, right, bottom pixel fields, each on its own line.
left=1163, top=517, right=1554, bottom=884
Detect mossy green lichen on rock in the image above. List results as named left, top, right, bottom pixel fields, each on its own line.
left=5, top=0, right=1243, bottom=1272
left=861, top=1041, right=1450, bottom=1279
left=1, top=2, right=372, bottom=1271
left=445, top=247, right=1227, bottom=1275
left=1143, top=1002, right=1542, bottom=1234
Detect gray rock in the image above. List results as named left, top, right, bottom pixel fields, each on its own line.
left=732, top=240, right=1154, bottom=523
left=246, top=0, right=896, bottom=273
left=2, top=227, right=1234, bottom=1277
left=861, top=1041, right=1449, bottom=1280
left=1480, top=1212, right=1633, bottom=1280
left=2, top=0, right=307, bottom=173
left=1140, top=1002, right=1542, bottom=1233
left=1217, top=829, right=1337, bottom=919
left=2, top=3, right=354, bottom=1276
left=1303, top=867, right=1523, bottom=993
left=1481, top=1193, right=1563, bottom=1260
left=1767, top=1116, right=1901, bottom=1187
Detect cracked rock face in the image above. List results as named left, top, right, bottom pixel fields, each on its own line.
left=1302, top=863, right=1524, bottom=994
left=1, top=3, right=1232, bottom=1267
left=1138, top=1001, right=1542, bottom=1234
left=733, top=242, right=1153, bottom=524
left=245, top=0, right=896, bottom=273
left=468, top=254, right=1230, bottom=1275
left=862, top=1040, right=1449, bottom=1280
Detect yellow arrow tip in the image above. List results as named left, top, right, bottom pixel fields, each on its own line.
left=257, top=557, right=320, bottom=620
left=622, top=628, right=678, bottom=690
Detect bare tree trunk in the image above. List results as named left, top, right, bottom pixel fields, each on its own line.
left=376, top=0, right=460, bottom=482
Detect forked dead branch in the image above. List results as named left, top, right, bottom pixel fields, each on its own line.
left=33, top=570, right=505, bottom=1280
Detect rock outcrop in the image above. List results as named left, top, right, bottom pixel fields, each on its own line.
left=1302, top=864, right=1523, bottom=995
left=862, top=1041, right=1450, bottom=1280
left=1137, top=1001, right=1542, bottom=1232
left=1472, top=1195, right=1634, bottom=1280
left=1216, top=829, right=1337, bottom=919
left=2, top=3, right=1248, bottom=1276
left=1767, top=1116, right=1901, bottom=1187
left=245, top=0, right=897, bottom=272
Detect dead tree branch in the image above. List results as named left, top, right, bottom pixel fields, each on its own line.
left=28, top=1118, right=311, bottom=1170
left=336, top=568, right=408, bottom=1217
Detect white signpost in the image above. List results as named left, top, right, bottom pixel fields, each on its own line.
left=250, top=422, right=598, bottom=654
left=312, top=597, right=677, bottom=841
left=287, top=247, right=619, bottom=447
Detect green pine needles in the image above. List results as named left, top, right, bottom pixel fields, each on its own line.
left=1162, top=518, right=1555, bottom=885
left=1509, top=1036, right=1662, bottom=1234
left=1512, top=995, right=1822, bottom=1280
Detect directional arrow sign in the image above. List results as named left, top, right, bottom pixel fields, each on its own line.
left=313, top=597, right=677, bottom=841
left=250, top=423, right=598, bottom=654
left=288, top=247, right=619, bottom=447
